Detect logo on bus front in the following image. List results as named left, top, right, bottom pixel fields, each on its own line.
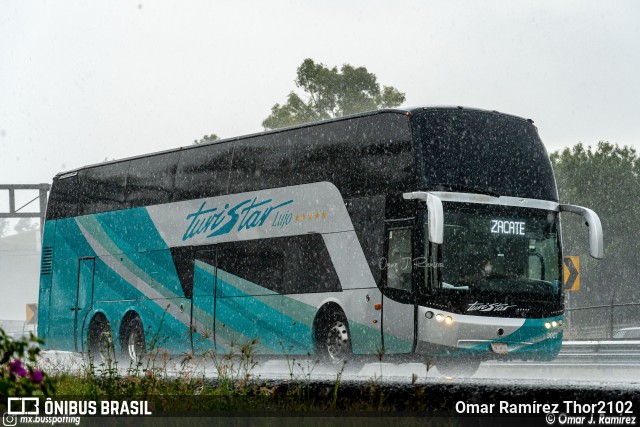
left=467, top=301, right=517, bottom=312
left=182, top=197, right=294, bottom=241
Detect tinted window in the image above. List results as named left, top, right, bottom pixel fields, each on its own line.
left=347, top=195, right=386, bottom=285
left=197, top=234, right=340, bottom=295
left=357, top=114, right=414, bottom=195
left=291, top=120, right=366, bottom=197
left=412, top=109, right=557, bottom=201
left=127, top=153, right=179, bottom=207
left=174, top=143, right=233, bottom=201
left=228, top=134, right=295, bottom=193
left=46, top=175, right=80, bottom=219
left=282, top=234, right=340, bottom=294
left=171, top=246, right=194, bottom=298
left=386, top=228, right=413, bottom=292
left=78, top=162, right=130, bottom=215
left=215, top=239, right=284, bottom=296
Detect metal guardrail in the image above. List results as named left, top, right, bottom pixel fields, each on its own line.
left=0, top=320, right=36, bottom=340
left=559, top=340, right=640, bottom=362
left=562, top=340, right=640, bottom=350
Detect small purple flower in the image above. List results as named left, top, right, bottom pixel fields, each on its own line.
left=30, top=369, right=43, bottom=384
left=9, top=359, right=27, bottom=377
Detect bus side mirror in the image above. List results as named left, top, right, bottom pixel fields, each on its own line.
left=402, top=192, right=444, bottom=244
left=560, top=204, right=604, bottom=259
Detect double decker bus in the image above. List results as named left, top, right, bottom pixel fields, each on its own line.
left=37, top=106, right=603, bottom=374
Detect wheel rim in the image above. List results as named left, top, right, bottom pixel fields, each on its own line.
left=127, top=329, right=142, bottom=362
left=94, top=329, right=113, bottom=362
left=325, top=321, right=350, bottom=362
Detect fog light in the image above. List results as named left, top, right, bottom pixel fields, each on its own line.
left=435, top=314, right=444, bottom=323
left=545, top=322, right=552, bottom=329
left=445, top=316, right=454, bottom=325
left=551, top=321, right=558, bottom=328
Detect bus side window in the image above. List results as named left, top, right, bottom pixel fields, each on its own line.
left=386, top=228, right=412, bottom=292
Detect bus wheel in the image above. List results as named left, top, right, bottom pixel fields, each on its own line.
left=318, top=311, right=352, bottom=364
left=121, top=316, right=145, bottom=364
left=88, top=317, right=115, bottom=363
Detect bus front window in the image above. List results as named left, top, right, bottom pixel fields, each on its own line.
left=426, top=204, right=561, bottom=297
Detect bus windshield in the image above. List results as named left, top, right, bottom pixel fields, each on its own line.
left=428, top=204, right=561, bottom=297
left=411, top=109, right=558, bottom=202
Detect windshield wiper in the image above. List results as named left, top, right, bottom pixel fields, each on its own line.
left=430, top=182, right=500, bottom=197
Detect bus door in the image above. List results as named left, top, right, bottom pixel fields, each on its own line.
left=192, top=249, right=217, bottom=353
left=213, top=240, right=284, bottom=355
left=194, top=242, right=284, bottom=355
left=382, top=224, right=416, bottom=354
left=75, top=257, right=95, bottom=352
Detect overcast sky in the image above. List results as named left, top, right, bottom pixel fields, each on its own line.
left=1, top=0, right=639, bottom=189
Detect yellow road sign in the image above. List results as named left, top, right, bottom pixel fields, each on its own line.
left=26, top=303, right=38, bottom=325
left=563, top=256, right=580, bottom=291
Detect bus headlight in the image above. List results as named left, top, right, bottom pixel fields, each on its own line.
left=545, top=322, right=552, bottom=329
left=551, top=321, right=558, bottom=328
left=435, top=314, right=444, bottom=323
left=445, top=316, right=454, bottom=325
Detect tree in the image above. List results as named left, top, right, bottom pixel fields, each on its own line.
left=262, top=58, right=406, bottom=130
left=193, top=134, right=220, bottom=145
left=14, top=218, right=38, bottom=234
left=0, top=219, right=8, bottom=238
left=550, top=142, right=640, bottom=337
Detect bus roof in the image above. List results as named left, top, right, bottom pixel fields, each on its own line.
left=54, top=106, right=533, bottom=178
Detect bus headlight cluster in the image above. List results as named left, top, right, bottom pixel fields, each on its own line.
left=428, top=312, right=454, bottom=326
left=544, top=320, right=563, bottom=329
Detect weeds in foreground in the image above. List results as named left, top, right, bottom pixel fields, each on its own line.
left=330, top=360, right=347, bottom=410
left=1, top=328, right=55, bottom=410
left=278, top=342, right=320, bottom=409
left=206, top=338, right=260, bottom=395
left=424, top=355, right=433, bottom=381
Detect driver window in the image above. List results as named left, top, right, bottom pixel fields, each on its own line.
left=386, top=228, right=412, bottom=292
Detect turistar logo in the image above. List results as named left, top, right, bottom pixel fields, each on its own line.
left=182, top=197, right=294, bottom=241
left=467, top=301, right=517, bottom=312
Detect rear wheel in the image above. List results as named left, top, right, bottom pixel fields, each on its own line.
left=88, top=317, right=115, bottom=363
left=121, top=316, right=145, bottom=364
left=317, top=311, right=352, bottom=364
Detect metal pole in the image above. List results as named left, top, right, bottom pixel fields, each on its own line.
left=9, top=189, right=15, bottom=213
left=39, top=188, right=48, bottom=237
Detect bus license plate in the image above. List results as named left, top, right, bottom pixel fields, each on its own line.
left=491, top=343, right=508, bottom=354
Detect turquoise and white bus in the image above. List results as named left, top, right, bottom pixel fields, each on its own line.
left=37, top=106, right=603, bottom=374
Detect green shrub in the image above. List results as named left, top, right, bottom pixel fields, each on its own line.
left=1, top=327, right=54, bottom=410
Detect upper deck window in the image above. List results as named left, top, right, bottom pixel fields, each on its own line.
left=411, top=109, right=557, bottom=201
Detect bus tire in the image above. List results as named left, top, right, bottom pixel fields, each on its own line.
left=121, top=315, right=145, bottom=364
left=316, top=309, right=352, bottom=365
left=88, top=315, right=115, bottom=363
